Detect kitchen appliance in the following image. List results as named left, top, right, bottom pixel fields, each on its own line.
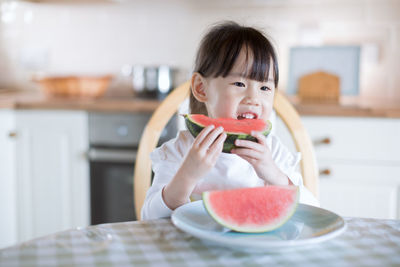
left=132, top=65, right=177, bottom=99
left=88, top=112, right=177, bottom=225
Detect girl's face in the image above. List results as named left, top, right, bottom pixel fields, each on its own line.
left=198, top=50, right=276, bottom=122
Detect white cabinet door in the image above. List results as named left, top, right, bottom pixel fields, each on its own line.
left=15, top=110, right=89, bottom=242
left=318, top=160, right=400, bottom=219
left=0, top=110, right=18, bottom=248
left=320, top=179, right=398, bottom=219
left=300, top=116, right=400, bottom=219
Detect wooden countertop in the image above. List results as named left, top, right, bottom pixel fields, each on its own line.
left=0, top=89, right=161, bottom=113
left=1, top=89, right=400, bottom=118
left=287, top=95, right=400, bottom=118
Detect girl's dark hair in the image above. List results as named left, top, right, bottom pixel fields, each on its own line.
left=190, top=21, right=279, bottom=115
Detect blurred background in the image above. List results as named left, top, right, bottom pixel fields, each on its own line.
left=1, top=0, right=399, bottom=249
left=0, top=0, right=399, bottom=98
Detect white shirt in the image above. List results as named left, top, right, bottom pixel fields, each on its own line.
left=141, top=130, right=319, bottom=220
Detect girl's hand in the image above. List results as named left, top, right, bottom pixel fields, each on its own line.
left=163, top=125, right=226, bottom=210
left=231, top=131, right=290, bottom=185
left=181, top=125, right=227, bottom=181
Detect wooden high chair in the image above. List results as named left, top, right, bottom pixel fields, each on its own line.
left=133, top=81, right=319, bottom=220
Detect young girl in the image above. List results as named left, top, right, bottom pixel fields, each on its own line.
left=142, top=21, right=319, bottom=220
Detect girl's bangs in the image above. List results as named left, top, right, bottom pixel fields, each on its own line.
left=216, top=37, right=278, bottom=86
left=239, top=45, right=273, bottom=83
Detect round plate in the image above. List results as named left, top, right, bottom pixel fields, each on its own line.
left=171, top=201, right=346, bottom=252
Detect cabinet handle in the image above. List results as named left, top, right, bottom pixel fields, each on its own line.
left=8, top=131, right=17, bottom=138
left=319, top=168, right=331, bottom=177
left=314, top=137, right=331, bottom=146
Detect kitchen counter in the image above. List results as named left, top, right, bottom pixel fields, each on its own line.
left=287, top=95, right=400, bottom=118
left=1, top=89, right=400, bottom=117
left=0, top=89, right=161, bottom=113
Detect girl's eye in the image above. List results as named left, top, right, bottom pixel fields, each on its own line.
left=260, top=86, right=271, bottom=91
left=233, top=82, right=245, bottom=87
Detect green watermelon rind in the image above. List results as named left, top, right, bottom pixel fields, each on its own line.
left=202, top=186, right=299, bottom=233
left=184, top=114, right=272, bottom=153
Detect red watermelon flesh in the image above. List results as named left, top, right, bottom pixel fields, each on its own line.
left=202, top=186, right=299, bottom=233
left=184, top=114, right=272, bottom=153
left=188, top=114, right=266, bottom=134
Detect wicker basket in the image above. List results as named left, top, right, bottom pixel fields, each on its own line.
left=36, top=75, right=113, bottom=98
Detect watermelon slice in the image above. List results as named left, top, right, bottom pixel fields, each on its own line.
left=202, top=186, right=299, bottom=233
left=184, top=114, right=272, bottom=153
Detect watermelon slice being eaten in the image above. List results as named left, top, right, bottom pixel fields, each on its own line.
left=202, top=186, right=299, bottom=233
left=184, top=114, right=272, bottom=153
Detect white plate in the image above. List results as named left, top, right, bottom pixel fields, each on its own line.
left=171, top=201, right=347, bottom=252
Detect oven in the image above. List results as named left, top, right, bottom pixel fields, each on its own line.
left=88, top=112, right=177, bottom=225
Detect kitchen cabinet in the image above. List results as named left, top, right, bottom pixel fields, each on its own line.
left=0, top=110, right=89, bottom=247
left=0, top=110, right=17, bottom=248
left=278, top=116, right=400, bottom=219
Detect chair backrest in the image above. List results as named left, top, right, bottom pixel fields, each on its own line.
left=134, top=81, right=319, bottom=220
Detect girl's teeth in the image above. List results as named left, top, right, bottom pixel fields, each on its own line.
left=239, top=113, right=255, bottom=119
